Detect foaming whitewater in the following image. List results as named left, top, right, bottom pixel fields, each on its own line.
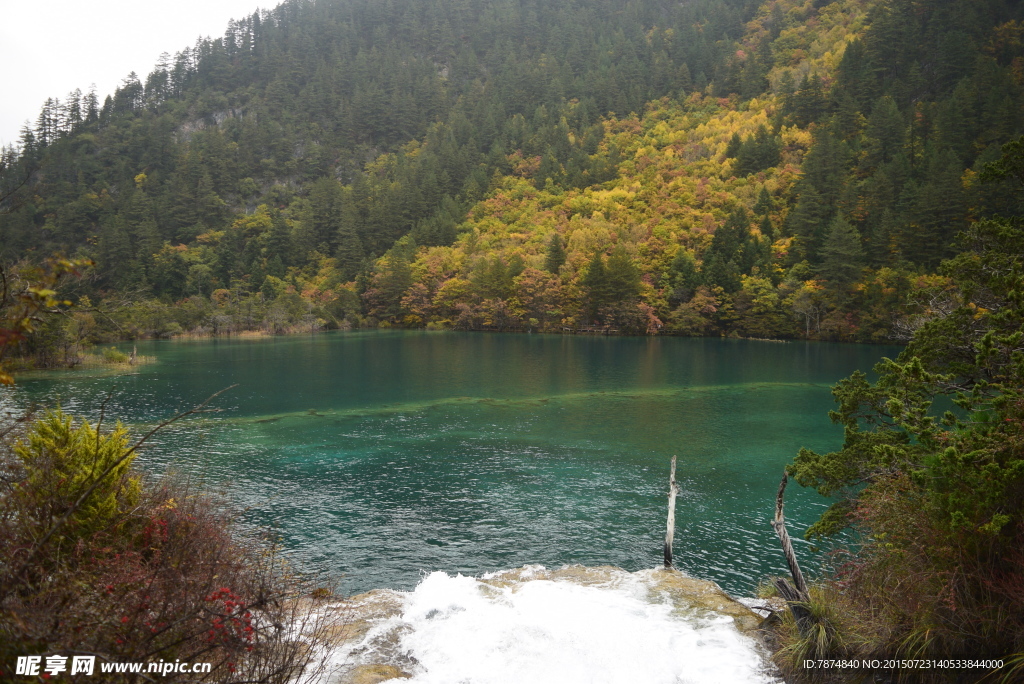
left=317, top=566, right=778, bottom=684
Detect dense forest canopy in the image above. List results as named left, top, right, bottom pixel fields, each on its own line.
left=1, top=0, right=1023, bottom=350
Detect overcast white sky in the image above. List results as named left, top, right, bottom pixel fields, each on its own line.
left=0, top=0, right=268, bottom=147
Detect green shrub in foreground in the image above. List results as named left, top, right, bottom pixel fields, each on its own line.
left=0, top=409, right=338, bottom=683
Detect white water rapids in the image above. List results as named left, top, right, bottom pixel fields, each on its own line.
left=314, top=566, right=779, bottom=684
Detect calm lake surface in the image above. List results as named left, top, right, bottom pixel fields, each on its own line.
left=5, top=331, right=901, bottom=596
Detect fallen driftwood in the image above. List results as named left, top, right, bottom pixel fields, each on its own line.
left=771, top=470, right=813, bottom=634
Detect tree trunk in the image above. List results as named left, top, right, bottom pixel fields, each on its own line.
left=771, top=471, right=812, bottom=633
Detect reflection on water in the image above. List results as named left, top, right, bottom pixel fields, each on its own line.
left=5, top=331, right=900, bottom=595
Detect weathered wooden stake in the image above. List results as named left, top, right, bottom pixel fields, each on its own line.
left=771, top=470, right=813, bottom=634
left=664, top=455, right=678, bottom=568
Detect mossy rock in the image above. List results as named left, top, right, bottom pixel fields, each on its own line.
left=643, top=567, right=762, bottom=635
left=345, top=664, right=412, bottom=683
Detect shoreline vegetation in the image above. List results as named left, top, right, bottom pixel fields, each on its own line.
left=5, top=343, right=157, bottom=376
left=760, top=140, right=1024, bottom=681
left=0, top=400, right=345, bottom=683
left=6, top=306, right=802, bottom=376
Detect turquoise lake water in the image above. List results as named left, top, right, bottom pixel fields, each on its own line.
left=4, top=331, right=901, bottom=596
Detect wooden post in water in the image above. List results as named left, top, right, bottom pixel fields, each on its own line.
left=664, top=455, right=678, bottom=568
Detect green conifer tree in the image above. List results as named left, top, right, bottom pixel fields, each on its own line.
left=544, top=233, right=566, bottom=274
left=817, top=213, right=865, bottom=300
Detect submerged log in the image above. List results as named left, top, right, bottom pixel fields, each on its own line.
left=664, top=455, right=678, bottom=568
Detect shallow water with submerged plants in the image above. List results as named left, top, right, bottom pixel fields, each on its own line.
left=5, top=330, right=899, bottom=599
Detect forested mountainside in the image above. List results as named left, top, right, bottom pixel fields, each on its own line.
left=1, top=0, right=1023, bottom=351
